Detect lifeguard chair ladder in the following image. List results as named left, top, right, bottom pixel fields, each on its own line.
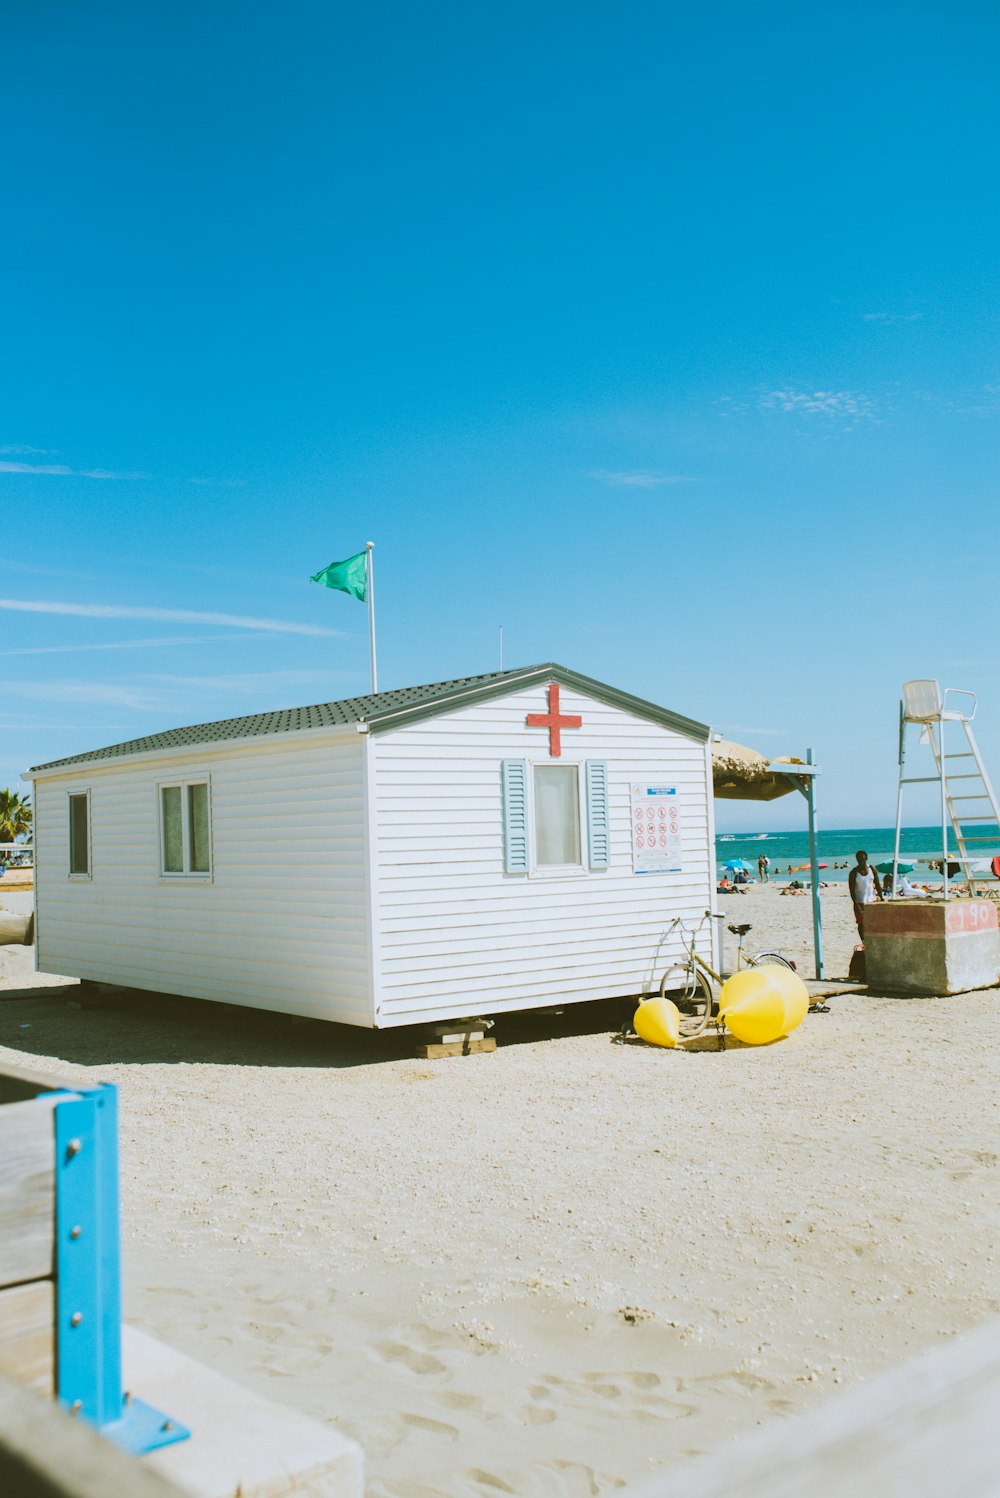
left=893, top=680, right=1000, bottom=898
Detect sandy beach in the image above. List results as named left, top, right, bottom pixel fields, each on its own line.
left=2, top=882, right=999, bottom=1496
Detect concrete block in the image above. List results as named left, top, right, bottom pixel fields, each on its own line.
left=864, top=899, right=1000, bottom=996
left=123, top=1326, right=363, bottom=1498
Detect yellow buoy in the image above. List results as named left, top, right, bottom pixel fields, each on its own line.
left=718, top=968, right=787, bottom=1045
left=633, top=996, right=681, bottom=1048
left=758, top=963, right=809, bottom=1035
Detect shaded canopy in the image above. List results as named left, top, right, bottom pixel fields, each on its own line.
left=712, top=738, right=808, bottom=802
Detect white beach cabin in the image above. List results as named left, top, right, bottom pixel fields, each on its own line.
left=25, top=664, right=715, bottom=1029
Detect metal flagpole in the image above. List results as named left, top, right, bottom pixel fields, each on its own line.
left=365, top=541, right=378, bottom=694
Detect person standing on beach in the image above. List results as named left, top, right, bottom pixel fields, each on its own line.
left=848, top=849, right=881, bottom=936
left=758, top=853, right=766, bottom=881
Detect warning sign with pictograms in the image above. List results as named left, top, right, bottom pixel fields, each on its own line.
left=630, top=785, right=683, bottom=874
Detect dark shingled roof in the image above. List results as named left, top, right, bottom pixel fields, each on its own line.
left=28, top=663, right=709, bottom=773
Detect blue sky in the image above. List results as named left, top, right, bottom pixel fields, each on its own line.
left=3, top=2, right=998, bottom=828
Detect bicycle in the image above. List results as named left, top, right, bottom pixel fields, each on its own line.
left=656, top=910, right=796, bottom=1039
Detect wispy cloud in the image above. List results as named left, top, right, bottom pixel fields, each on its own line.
left=0, top=599, right=344, bottom=638
left=0, top=669, right=345, bottom=717
left=862, top=311, right=922, bottom=323
left=141, top=670, right=337, bottom=692
left=0, top=633, right=277, bottom=658
left=0, top=444, right=56, bottom=456
left=590, top=470, right=698, bottom=488
left=914, top=384, right=1000, bottom=419
left=0, top=460, right=146, bottom=479
left=0, top=680, right=161, bottom=709
left=5, top=561, right=107, bottom=580
left=758, top=388, right=877, bottom=423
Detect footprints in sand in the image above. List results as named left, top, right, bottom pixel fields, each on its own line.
left=528, top=1370, right=697, bottom=1425
left=370, top=1322, right=692, bottom=1427
left=133, top=1280, right=728, bottom=1498
left=375, top=1339, right=449, bottom=1377
left=466, top=1469, right=517, bottom=1493
left=400, top=1412, right=460, bottom=1439
left=436, top=1390, right=487, bottom=1413
left=679, top=1367, right=776, bottom=1398
left=523, top=1404, right=556, bottom=1425
left=365, top=1315, right=700, bottom=1473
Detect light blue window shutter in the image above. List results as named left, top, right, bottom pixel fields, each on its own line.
left=585, top=760, right=610, bottom=869
left=501, top=759, right=529, bottom=873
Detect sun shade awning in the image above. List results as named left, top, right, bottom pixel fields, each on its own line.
left=712, top=738, right=808, bottom=802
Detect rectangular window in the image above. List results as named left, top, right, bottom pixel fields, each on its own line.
left=533, top=764, right=581, bottom=867
left=188, top=783, right=210, bottom=873
left=161, top=787, right=183, bottom=872
left=160, top=780, right=211, bottom=877
left=68, top=792, right=90, bottom=876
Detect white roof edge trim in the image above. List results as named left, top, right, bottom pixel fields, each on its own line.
left=22, top=721, right=360, bottom=781
left=364, top=665, right=547, bottom=729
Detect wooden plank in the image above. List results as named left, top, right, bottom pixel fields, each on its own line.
left=0, top=1369, right=186, bottom=1498
left=416, top=1037, right=497, bottom=1059
left=0, top=1098, right=56, bottom=1289
left=429, top=1020, right=489, bottom=1037
left=0, top=1281, right=54, bottom=1395
left=624, top=1317, right=1000, bottom=1498
left=0, top=1062, right=79, bottom=1105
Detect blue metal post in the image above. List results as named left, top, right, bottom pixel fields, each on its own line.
left=53, top=1084, right=189, bottom=1454
left=54, top=1091, right=108, bottom=1424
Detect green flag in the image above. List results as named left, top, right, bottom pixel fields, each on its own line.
left=310, top=550, right=367, bottom=601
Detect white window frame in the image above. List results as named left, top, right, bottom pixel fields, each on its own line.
left=157, top=777, right=213, bottom=880
left=67, top=788, right=92, bottom=880
left=529, top=760, right=587, bottom=879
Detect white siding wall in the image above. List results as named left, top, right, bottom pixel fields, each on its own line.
left=370, top=686, right=712, bottom=1026
left=34, top=733, right=373, bottom=1025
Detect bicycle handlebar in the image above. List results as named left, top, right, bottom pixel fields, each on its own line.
left=668, top=910, right=722, bottom=942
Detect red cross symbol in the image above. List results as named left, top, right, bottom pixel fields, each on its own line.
left=526, top=683, right=582, bottom=758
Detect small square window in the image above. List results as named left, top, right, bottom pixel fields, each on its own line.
left=159, top=781, right=212, bottom=877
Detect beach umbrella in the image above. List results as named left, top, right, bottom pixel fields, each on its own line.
left=722, top=858, right=751, bottom=871
left=874, top=860, right=915, bottom=875
left=712, top=740, right=805, bottom=802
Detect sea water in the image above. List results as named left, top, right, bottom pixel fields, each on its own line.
left=715, top=825, right=1000, bottom=881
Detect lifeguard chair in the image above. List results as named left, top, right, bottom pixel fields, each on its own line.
left=893, top=680, right=1000, bottom=897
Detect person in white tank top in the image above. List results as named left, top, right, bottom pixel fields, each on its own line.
left=849, top=849, right=881, bottom=936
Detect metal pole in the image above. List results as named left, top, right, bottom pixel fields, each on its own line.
left=365, top=541, right=377, bottom=695
left=939, top=717, right=949, bottom=899
left=499, top=625, right=503, bottom=672
left=806, top=748, right=823, bottom=979
left=891, top=700, right=905, bottom=901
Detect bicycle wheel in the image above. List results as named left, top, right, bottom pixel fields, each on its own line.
left=746, top=950, right=796, bottom=971
left=659, top=964, right=716, bottom=1038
